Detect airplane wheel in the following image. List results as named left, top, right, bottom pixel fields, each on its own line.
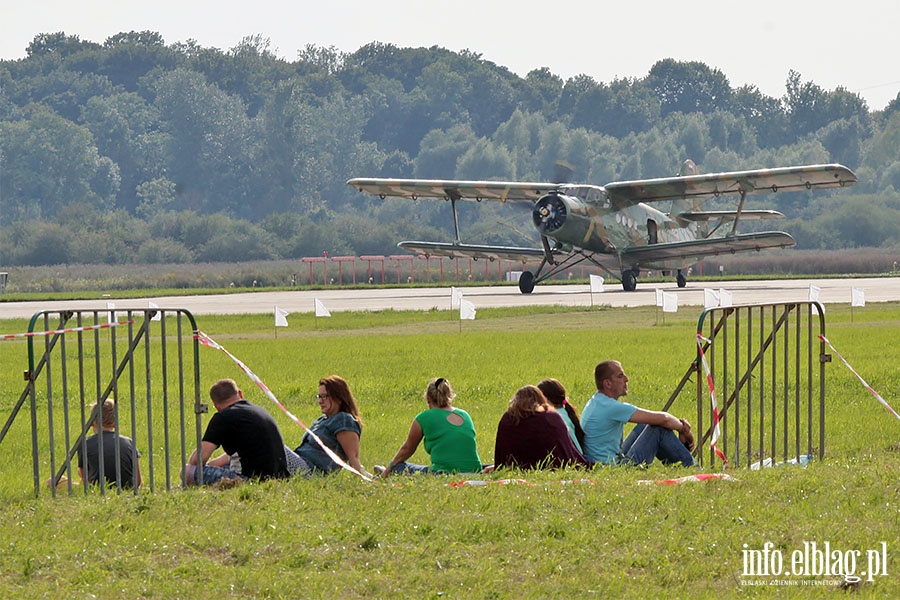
left=518, top=271, right=535, bottom=294
left=676, top=270, right=687, bottom=288
left=622, top=270, right=637, bottom=292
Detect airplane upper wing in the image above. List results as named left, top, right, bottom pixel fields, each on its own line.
left=347, top=178, right=558, bottom=204
left=604, top=164, right=857, bottom=205
left=621, top=232, right=795, bottom=264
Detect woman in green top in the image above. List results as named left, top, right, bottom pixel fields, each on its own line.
left=377, top=377, right=483, bottom=476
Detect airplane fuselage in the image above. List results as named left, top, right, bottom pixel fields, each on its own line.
left=533, top=185, right=702, bottom=272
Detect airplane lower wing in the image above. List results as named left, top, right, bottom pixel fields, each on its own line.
left=677, top=209, right=784, bottom=222
left=400, top=232, right=794, bottom=274
left=620, top=231, right=795, bottom=266
left=397, top=241, right=553, bottom=263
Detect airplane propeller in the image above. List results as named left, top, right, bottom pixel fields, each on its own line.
left=533, top=193, right=567, bottom=235
left=552, top=160, right=576, bottom=185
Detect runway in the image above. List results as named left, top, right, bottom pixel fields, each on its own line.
left=1, top=277, right=898, bottom=320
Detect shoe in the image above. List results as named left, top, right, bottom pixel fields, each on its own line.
left=373, top=465, right=387, bottom=476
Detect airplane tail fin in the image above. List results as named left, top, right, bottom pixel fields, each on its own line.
left=670, top=160, right=707, bottom=236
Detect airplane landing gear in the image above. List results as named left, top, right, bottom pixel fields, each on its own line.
left=676, top=269, right=687, bottom=288
left=621, top=269, right=637, bottom=292
left=518, top=271, right=535, bottom=294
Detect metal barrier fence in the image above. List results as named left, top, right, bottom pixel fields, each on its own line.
left=662, top=301, right=828, bottom=469
left=0, top=308, right=204, bottom=496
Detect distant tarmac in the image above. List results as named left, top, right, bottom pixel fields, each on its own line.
left=1, top=277, right=898, bottom=320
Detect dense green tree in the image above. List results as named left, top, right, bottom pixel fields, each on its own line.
left=135, top=238, right=194, bottom=264
left=522, top=67, right=563, bottom=116
left=96, top=31, right=181, bottom=92
left=647, top=59, right=732, bottom=117
left=861, top=112, right=900, bottom=175
left=0, top=104, right=120, bottom=221
left=8, top=69, right=116, bottom=121
left=414, top=123, right=477, bottom=177
left=135, top=177, right=177, bottom=217
left=190, top=35, right=297, bottom=117
left=558, top=74, right=599, bottom=122
left=60, top=207, right=149, bottom=263
left=789, top=196, right=900, bottom=249
left=730, top=84, right=788, bottom=148
left=4, top=221, right=73, bottom=265
left=493, top=109, right=544, bottom=177
left=663, top=112, right=711, bottom=165
left=884, top=92, right=900, bottom=118
left=455, top=138, right=516, bottom=180
left=25, top=32, right=100, bottom=59
left=80, top=92, right=168, bottom=211
left=150, top=68, right=262, bottom=216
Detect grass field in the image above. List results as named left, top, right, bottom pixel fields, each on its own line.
left=0, top=302, right=898, bottom=598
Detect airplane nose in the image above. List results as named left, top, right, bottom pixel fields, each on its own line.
left=533, top=194, right=567, bottom=234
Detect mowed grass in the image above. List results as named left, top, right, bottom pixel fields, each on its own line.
left=0, top=302, right=899, bottom=598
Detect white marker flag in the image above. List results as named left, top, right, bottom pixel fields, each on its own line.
left=589, top=274, right=604, bottom=293
left=275, top=306, right=290, bottom=327
left=719, top=288, right=733, bottom=308
left=655, top=288, right=664, bottom=307
left=703, top=288, right=719, bottom=309
left=148, top=301, right=162, bottom=321
left=851, top=288, right=866, bottom=307
left=460, top=298, right=477, bottom=320
left=808, top=284, right=824, bottom=314
left=314, top=299, right=331, bottom=318
left=106, top=302, right=116, bottom=325
left=662, top=291, right=678, bottom=313
left=451, top=286, right=463, bottom=309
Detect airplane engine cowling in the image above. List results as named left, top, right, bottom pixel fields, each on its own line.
left=532, top=193, right=591, bottom=239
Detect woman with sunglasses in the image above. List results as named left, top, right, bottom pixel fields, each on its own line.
left=290, top=375, right=368, bottom=477
left=376, top=377, right=483, bottom=477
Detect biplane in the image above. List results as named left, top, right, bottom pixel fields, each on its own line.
left=348, top=161, right=857, bottom=292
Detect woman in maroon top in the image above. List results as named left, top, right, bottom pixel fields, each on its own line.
left=494, top=385, right=593, bottom=470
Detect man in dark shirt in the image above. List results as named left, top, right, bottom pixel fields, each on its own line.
left=78, top=399, right=142, bottom=489
left=183, top=379, right=289, bottom=486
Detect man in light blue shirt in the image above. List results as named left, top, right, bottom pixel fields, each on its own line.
left=581, top=360, right=695, bottom=466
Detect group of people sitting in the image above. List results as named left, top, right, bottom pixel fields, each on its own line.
left=77, top=360, right=697, bottom=489
left=375, top=360, right=695, bottom=478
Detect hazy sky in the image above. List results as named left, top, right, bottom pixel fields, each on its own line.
left=3, top=0, right=898, bottom=110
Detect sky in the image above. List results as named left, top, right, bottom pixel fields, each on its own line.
left=2, top=0, right=898, bottom=110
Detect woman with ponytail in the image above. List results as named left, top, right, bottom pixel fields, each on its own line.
left=377, top=377, right=483, bottom=477
left=537, top=378, right=586, bottom=453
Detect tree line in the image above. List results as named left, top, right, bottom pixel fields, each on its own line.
left=1, top=31, right=899, bottom=267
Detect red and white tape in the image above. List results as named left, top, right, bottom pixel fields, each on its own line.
left=696, top=333, right=728, bottom=466
left=819, top=335, right=899, bottom=421
left=2, top=320, right=132, bottom=340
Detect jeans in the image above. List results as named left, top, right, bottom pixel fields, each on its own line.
left=620, top=424, right=695, bottom=466
left=390, top=461, right=432, bottom=475
left=184, top=464, right=248, bottom=486
left=285, top=446, right=313, bottom=477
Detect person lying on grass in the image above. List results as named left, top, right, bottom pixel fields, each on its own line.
left=376, top=377, right=485, bottom=477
